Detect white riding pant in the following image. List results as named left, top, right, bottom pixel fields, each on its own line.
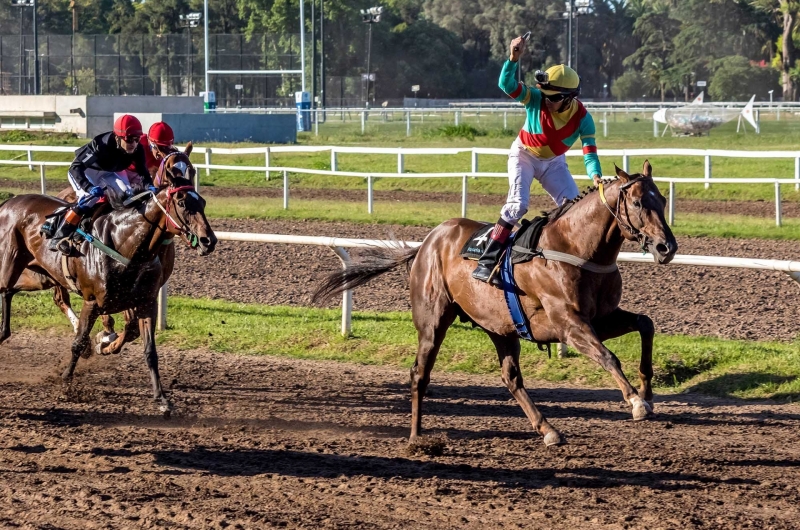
left=500, top=137, right=580, bottom=225
left=68, top=168, right=138, bottom=205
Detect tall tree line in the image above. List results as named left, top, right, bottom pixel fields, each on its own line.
left=0, top=0, right=795, bottom=100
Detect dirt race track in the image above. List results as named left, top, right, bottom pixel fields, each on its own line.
left=1, top=331, right=800, bottom=529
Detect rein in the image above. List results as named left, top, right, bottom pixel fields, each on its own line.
left=598, top=180, right=649, bottom=252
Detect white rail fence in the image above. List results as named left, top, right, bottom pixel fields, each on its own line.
left=2, top=145, right=800, bottom=226
left=155, top=231, right=800, bottom=334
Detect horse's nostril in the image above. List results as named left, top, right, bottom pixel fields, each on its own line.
left=656, top=243, right=669, bottom=255
left=200, top=237, right=211, bottom=247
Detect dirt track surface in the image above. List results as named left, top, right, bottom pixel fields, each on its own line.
left=1, top=331, right=800, bottom=529
left=169, top=219, right=800, bottom=342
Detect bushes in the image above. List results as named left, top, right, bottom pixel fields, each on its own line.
left=611, top=70, right=652, bottom=101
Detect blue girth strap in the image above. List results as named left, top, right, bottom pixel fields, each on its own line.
left=499, top=232, right=534, bottom=342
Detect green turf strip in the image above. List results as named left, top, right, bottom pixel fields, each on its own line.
left=9, top=293, right=800, bottom=401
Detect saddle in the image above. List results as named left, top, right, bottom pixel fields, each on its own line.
left=461, top=217, right=551, bottom=350
left=460, top=216, right=549, bottom=263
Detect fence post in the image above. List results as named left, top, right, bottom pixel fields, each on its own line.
left=622, top=153, right=629, bottom=173
left=668, top=181, right=675, bottom=226
left=756, top=110, right=760, bottom=134
left=264, top=147, right=271, bottom=181
left=204, top=148, right=211, bottom=178
left=455, top=111, right=459, bottom=126
left=704, top=154, right=711, bottom=189
left=39, top=165, right=46, bottom=194
left=361, top=111, right=366, bottom=134
left=652, top=116, right=658, bottom=138
left=367, top=175, right=374, bottom=214
left=775, top=181, right=782, bottom=227
left=314, top=109, right=319, bottom=136
left=604, top=112, right=608, bottom=137
left=795, top=156, right=799, bottom=192
left=283, top=170, right=289, bottom=209
left=157, top=283, right=167, bottom=331
left=406, top=111, right=411, bottom=137
left=331, top=246, right=352, bottom=337
left=471, top=150, right=478, bottom=176
left=27, top=149, right=33, bottom=171
left=558, top=343, right=567, bottom=359
left=331, top=149, right=337, bottom=172
left=503, top=111, right=507, bottom=130
left=461, top=175, right=468, bottom=218
left=397, top=152, right=404, bottom=174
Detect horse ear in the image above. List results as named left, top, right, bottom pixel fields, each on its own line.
left=614, top=164, right=632, bottom=182
left=184, top=141, right=193, bottom=157
left=642, top=159, right=653, bottom=178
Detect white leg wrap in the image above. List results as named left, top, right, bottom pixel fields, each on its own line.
left=67, top=308, right=79, bottom=333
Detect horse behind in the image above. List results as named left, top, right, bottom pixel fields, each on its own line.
left=0, top=171, right=216, bottom=415
left=314, top=161, right=677, bottom=446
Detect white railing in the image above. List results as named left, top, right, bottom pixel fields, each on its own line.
left=2, top=144, right=800, bottom=226
left=155, top=231, right=800, bottom=334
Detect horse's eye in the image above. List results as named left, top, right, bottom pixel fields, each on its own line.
left=632, top=199, right=642, bottom=209
left=178, top=200, right=186, bottom=208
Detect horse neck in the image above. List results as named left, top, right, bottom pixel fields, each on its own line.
left=107, top=196, right=170, bottom=262
left=542, top=182, right=626, bottom=266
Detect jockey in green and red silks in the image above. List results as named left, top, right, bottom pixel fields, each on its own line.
left=473, top=33, right=603, bottom=285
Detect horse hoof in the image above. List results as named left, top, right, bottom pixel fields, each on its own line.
left=632, top=399, right=654, bottom=421
left=543, top=431, right=567, bottom=447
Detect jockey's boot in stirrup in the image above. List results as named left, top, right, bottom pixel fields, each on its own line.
left=47, top=208, right=83, bottom=254
left=472, top=218, right=514, bottom=286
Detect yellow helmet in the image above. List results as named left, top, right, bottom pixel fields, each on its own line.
left=534, top=64, right=581, bottom=96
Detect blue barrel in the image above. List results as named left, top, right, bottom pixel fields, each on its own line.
left=295, top=91, right=311, bottom=132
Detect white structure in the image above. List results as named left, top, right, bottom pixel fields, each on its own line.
left=652, top=93, right=758, bottom=136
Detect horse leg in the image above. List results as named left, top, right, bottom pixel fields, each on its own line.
left=97, top=310, right=137, bottom=355
left=488, top=332, right=565, bottom=446
left=561, top=313, right=653, bottom=421
left=409, top=303, right=457, bottom=442
left=62, top=300, right=99, bottom=380
left=52, top=286, right=79, bottom=334
left=139, top=304, right=172, bottom=416
left=0, top=291, right=15, bottom=344
left=592, top=308, right=655, bottom=409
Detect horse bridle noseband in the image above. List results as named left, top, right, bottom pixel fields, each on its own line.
left=598, top=178, right=650, bottom=252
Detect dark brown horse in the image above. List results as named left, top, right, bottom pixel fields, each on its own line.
left=51, top=144, right=196, bottom=355
left=314, top=161, right=677, bottom=446
left=0, top=170, right=216, bottom=415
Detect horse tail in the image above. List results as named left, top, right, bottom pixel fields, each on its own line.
left=312, top=245, right=419, bottom=304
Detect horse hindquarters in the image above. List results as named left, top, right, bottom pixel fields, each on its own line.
left=407, top=242, right=458, bottom=441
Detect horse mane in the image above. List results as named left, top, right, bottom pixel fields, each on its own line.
left=546, top=176, right=622, bottom=222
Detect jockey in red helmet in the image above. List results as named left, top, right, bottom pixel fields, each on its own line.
left=46, top=114, right=157, bottom=253
left=134, top=121, right=176, bottom=177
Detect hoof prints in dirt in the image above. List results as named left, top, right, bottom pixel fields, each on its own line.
left=170, top=218, right=800, bottom=342
left=2, top=332, right=800, bottom=529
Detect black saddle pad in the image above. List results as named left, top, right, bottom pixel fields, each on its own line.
left=460, top=216, right=549, bottom=264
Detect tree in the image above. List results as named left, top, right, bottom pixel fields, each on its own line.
left=623, top=4, right=680, bottom=100
left=751, top=0, right=800, bottom=100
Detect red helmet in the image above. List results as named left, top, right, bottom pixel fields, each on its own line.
left=148, top=122, right=174, bottom=147
left=113, top=114, right=143, bottom=137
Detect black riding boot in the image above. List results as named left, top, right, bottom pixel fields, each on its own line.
left=47, top=211, right=83, bottom=254
left=472, top=219, right=513, bottom=285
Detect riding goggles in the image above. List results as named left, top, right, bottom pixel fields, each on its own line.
left=121, top=135, right=140, bottom=143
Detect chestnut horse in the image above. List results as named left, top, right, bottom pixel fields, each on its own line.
left=314, top=162, right=677, bottom=446
left=51, top=144, right=196, bottom=355
left=0, top=171, right=216, bottom=415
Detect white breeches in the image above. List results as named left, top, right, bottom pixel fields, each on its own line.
left=68, top=169, right=138, bottom=203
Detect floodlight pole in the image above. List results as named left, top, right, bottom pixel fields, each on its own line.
left=567, top=0, right=573, bottom=68
left=203, top=0, right=209, bottom=95
left=366, top=22, right=372, bottom=107
left=32, top=0, right=39, bottom=94
left=300, top=0, right=306, bottom=92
